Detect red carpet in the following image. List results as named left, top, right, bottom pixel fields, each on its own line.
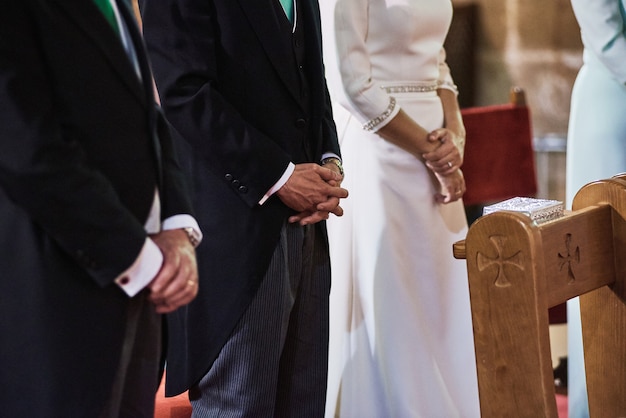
left=154, top=376, right=191, bottom=418
left=153, top=375, right=568, bottom=417
left=556, top=393, right=568, bottom=418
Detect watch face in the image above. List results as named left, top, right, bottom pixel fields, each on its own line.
left=184, top=227, right=200, bottom=247
left=323, top=158, right=343, bottom=176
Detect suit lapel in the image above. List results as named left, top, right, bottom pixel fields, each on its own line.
left=115, top=0, right=158, bottom=113
left=50, top=0, right=146, bottom=105
left=236, top=0, right=301, bottom=103
left=115, top=0, right=163, bottom=180
left=49, top=0, right=163, bottom=183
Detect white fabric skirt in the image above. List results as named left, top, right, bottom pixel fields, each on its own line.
left=326, top=89, right=480, bottom=418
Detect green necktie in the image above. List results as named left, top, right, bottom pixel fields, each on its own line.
left=93, top=0, right=120, bottom=35
left=279, top=0, right=294, bottom=23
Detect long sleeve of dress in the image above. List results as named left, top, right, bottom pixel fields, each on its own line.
left=331, top=0, right=457, bottom=131
left=333, top=0, right=401, bottom=131
left=437, top=48, right=458, bottom=95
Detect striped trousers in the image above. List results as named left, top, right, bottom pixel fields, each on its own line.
left=190, top=222, right=331, bottom=417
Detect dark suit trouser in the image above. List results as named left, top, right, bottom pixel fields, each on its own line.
left=100, top=290, right=162, bottom=418
left=190, top=222, right=331, bottom=418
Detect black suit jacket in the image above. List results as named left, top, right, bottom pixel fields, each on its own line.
left=141, top=0, right=340, bottom=395
left=0, top=0, right=192, bottom=415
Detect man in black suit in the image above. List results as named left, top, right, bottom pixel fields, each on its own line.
left=140, top=0, right=349, bottom=415
left=0, top=1, right=201, bottom=417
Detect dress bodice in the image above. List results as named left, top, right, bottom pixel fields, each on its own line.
left=322, top=0, right=455, bottom=128
left=359, top=0, right=452, bottom=82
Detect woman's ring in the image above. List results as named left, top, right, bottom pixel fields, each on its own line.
left=447, top=161, right=452, bottom=168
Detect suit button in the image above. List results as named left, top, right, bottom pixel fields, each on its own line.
left=225, top=174, right=233, bottom=181
left=232, top=179, right=240, bottom=188
left=295, top=118, right=306, bottom=129
left=238, top=186, right=248, bottom=194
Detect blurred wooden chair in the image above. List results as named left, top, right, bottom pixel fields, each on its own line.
left=453, top=174, right=626, bottom=417
left=461, top=87, right=538, bottom=226
left=460, top=87, right=567, bottom=324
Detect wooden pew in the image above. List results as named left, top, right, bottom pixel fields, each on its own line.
left=453, top=174, right=626, bottom=417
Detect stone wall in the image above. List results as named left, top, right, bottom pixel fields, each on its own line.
left=453, top=0, right=581, bottom=134
left=450, top=0, right=583, bottom=202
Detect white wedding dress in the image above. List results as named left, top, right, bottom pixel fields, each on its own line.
left=321, top=0, right=480, bottom=417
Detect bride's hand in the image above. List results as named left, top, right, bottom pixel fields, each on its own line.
left=434, top=169, right=466, bottom=204
left=422, top=128, right=465, bottom=175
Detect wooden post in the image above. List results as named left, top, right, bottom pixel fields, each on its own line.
left=573, top=177, right=626, bottom=417
left=455, top=174, right=626, bottom=417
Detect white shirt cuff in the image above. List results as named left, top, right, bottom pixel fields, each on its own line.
left=114, top=238, right=163, bottom=297
left=259, top=162, right=295, bottom=205
left=115, top=214, right=202, bottom=296
left=162, top=214, right=203, bottom=243
left=321, top=152, right=341, bottom=163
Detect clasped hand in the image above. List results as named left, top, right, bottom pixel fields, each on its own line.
left=148, top=229, right=199, bottom=313
left=276, top=163, right=349, bottom=225
left=422, top=128, right=466, bottom=203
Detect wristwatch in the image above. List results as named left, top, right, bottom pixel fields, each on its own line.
left=183, top=227, right=201, bottom=248
left=321, top=157, right=344, bottom=177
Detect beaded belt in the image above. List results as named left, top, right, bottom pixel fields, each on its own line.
left=380, top=82, right=439, bottom=94
left=363, top=81, right=458, bottom=131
